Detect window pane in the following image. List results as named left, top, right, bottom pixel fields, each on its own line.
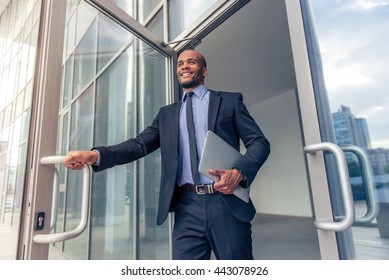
left=146, top=8, right=163, bottom=40
left=97, top=13, right=132, bottom=73
left=137, top=41, right=168, bottom=260
left=139, top=0, right=161, bottom=22
left=65, top=84, right=94, bottom=259
left=72, top=2, right=97, bottom=98
left=168, top=0, right=218, bottom=40
left=92, top=46, right=135, bottom=260
left=53, top=0, right=170, bottom=261
left=112, top=0, right=134, bottom=18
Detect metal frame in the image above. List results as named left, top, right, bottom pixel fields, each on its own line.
left=21, top=0, right=67, bottom=259
left=285, top=0, right=340, bottom=259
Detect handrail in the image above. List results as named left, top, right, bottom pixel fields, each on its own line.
left=33, top=156, right=91, bottom=244
left=304, top=142, right=355, bottom=231
left=341, top=145, right=378, bottom=224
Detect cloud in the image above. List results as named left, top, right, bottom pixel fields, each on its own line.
left=352, top=0, right=389, bottom=10
left=323, top=62, right=371, bottom=90
left=310, top=0, right=389, bottom=148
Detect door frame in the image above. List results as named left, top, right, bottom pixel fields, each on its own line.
left=285, top=0, right=340, bottom=259
left=20, top=0, right=344, bottom=260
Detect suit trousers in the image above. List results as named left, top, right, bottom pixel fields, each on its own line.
left=172, top=190, right=253, bottom=260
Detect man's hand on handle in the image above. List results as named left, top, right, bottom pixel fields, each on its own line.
left=64, top=150, right=98, bottom=170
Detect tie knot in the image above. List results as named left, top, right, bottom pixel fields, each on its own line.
left=186, top=91, right=194, bottom=98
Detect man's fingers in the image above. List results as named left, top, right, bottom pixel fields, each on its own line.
left=63, top=151, right=94, bottom=170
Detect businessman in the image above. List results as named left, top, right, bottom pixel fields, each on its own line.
left=64, top=49, right=270, bottom=260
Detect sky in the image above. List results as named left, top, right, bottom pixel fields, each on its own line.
left=309, top=0, right=389, bottom=148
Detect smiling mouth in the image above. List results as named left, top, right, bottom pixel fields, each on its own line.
left=181, top=72, right=192, bottom=77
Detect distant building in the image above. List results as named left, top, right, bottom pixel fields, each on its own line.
left=332, top=105, right=389, bottom=176
left=367, top=148, right=389, bottom=175
left=332, top=105, right=371, bottom=148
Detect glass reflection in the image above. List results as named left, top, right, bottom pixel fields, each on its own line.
left=307, top=0, right=389, bottom=259
left=0, top=0, right=41, bottom=260
left=54, top=0, right=169, bottom=260
left=168, top=0, right=218, bottom=40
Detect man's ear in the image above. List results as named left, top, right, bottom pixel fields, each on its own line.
left=202, top=67, right=208, bottom=77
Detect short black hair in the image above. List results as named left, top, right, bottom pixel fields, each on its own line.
left=198, top=53, right=207, bottom=68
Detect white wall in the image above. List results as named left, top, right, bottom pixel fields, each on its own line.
left=247, top=89, right=313, bottom=217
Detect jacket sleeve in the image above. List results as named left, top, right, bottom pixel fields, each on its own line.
left=92, top=109, right=162, bottom=172
left=233, top=93, right=270, bottom=187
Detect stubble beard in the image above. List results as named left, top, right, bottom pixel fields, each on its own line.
left=179, top=72, right=203, bottom=89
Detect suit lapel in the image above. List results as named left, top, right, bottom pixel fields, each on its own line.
left=208, top=90, right=221, bottom=131
left=170, top=101, right=181, bottom=156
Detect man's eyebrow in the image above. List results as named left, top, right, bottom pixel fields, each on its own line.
left=177, top=58, right=199, bottom=64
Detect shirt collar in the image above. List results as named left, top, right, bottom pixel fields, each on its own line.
left=182, top=85, right=208, bottom=101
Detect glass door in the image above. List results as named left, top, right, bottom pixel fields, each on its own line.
left=302, top=0, right=389, bottom=259
left=22, top=0, right=177, bottom=260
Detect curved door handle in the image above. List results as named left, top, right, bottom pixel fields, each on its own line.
left=33, top=156, right=91, bottom=244
left=304, top=142, right=355, bottom=231
left=50, top=166, right=59, bottom=231
left=341, top=145, right=378, bottom=224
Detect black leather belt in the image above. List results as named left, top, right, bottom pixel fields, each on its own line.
left=180, top=183, right=215, bottom=194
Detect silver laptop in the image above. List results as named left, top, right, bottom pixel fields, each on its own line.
left=198, top=130, right=250, bottom=203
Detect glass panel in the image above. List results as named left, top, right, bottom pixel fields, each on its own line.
left=96, top=13, right=132, bottom=74
left=137, top=40, right=168, bottom=260
left=92, top=44, right=135, bottom=260
left=73, top=15, right=97, bottom=98
left=139, top=0, right=161, bottom=22
left=12, top=142, right=27, bottom=229
left=168, top=0, right=218, bottom=40
left=62, top=54, right=74, bottom=108
left=52, top=0, right=171, bottom=260
left=145, top=8, right=164, bottom=40
left=0, top=0, right=41, bottom=260
left=304, top=0, right=389, bottom=259
left=64, top=84, right=94, bottom=259
left=3, top=147, right=17, bottom=226
left=112, top=0, right=134, bottom=17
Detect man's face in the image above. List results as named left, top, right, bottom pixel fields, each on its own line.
left=176, top=50, right=207, bottom=90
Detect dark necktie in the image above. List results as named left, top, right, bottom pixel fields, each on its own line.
left=186, top=92, right=199, bottom=184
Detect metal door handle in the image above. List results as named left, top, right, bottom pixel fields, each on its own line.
left=341, top=145, right=378, bottom=224
left=50, top=166, right=59, bottom=231
left=33, top=156, right=91, bottom=243
left=304, top=142, right=355, bottom=231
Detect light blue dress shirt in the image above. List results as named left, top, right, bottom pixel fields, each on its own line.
left=177, top=85, right=213, bottom=186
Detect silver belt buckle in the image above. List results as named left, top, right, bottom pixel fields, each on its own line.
left=196, top=184, right=206, bottom=195
left=195, top=184, right=214, bottom=194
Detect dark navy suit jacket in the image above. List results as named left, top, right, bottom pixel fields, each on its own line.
left=93, top=90, right=270, bottom=225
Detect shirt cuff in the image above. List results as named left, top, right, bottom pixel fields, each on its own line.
left=92, top=149, right=100, bottom=166
left=233, top=168, right=247, bottom=185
